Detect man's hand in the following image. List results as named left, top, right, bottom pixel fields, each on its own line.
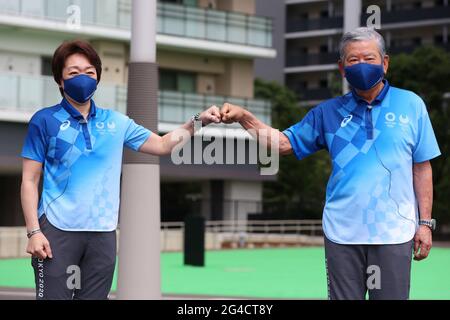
left=199, top=105, right=221, bottom=126
left=413, top=225, right=432, bottom=261
left=220, top=102, right=246, bottom=124
left=26, top=233, right=53, bottom=260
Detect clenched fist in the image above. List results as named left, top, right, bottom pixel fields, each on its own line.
left=27, top=232, right=53, bottom=260
left=199, top=105, right=221, bottom=126
left=220, top=103, right=247, bottom=124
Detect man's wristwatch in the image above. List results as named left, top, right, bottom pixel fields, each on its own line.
left=419, top=219, right=436, bottom=231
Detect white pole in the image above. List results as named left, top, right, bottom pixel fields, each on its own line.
left=342, top=0, right=362, bottom=94
left=130, top=0, right=157, bottom=63
left=117, top=0, right=161, bottom=300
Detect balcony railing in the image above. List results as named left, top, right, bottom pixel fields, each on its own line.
left=158, top=3, right=272, bottom=48
left=387, top=43, right=450, bottom=55
left=286, top=52, right=339, bottom=67
left=159, top=91, right=271, bottom=126
left=299, top=88, right=333, bottom=101
left=0, top=0, right=272, bottom=48
left=0, top=73, right=271, bottom=126
left=286, top=16, right=343, bottom=33
left=361, top=5, right=450, bottom=25
left=287, top=85, right=333, bottom=101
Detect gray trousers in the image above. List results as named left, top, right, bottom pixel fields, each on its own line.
left=31, top=215, right=116, bottom=300
left=324, top=236, right=414, bottom=300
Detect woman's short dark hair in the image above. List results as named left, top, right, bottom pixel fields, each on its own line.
left=52, top=40, right=102, bottom=96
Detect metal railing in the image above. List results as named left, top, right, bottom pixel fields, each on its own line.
left=159, top=219, right=323, bottom=251
left=387, top=43, right=450, bottom=55
left=286, top=52, right=339, bottom=67
left=0, top=73, right=271, bottom=126
left=286, top=16, right=343, bottom=33
left=157, top=2, right=272, bottom=48
left=286, top=85, right=333, bottom=101
left=0, top=0, right=273, bottom=48
left=0, top=220, right=323, bottom=258
left=0, top=73, right=127, bottom=114
left=159, top=219, right=322, bottom=235
left=204, top=219, right=323, bottom=236
left=159, top=90, right=271, bottom=126
left=361, top=5, right=450, bottom=25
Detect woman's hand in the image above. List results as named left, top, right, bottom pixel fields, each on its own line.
left=27, top=232, right=53, bottom=260
left=199, top=105, right=221, bottom=126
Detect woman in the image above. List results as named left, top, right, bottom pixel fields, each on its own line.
left=20, top=40, right=221, bottom=299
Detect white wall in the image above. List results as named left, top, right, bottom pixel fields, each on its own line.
left=0, top=51, right=41, bottom=75
left=0, top=30, right=68, bottom=57
left=223, top=180, right=262, bottom=221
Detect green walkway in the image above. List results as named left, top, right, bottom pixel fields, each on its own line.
left=1, top=247, right=449, bottom=299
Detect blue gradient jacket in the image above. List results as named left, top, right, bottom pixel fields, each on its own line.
left=283, top=81, right=440, bottom=244
left=21, top=98, right=151, bottom=231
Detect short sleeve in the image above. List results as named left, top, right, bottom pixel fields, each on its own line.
left=282, top=107, right=325, bottom=160
left=412, top=99, right=441, bottom=163
left=21, top=113, right=48, bottom=163
left=124, top=118, right=152, bottom=151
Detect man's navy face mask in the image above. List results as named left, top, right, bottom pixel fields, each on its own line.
left=63, top=74, right=97, bottom=104
left=344, top=62, right=384, bottom=91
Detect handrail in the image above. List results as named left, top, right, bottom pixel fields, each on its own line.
left=0, top=73, right=271, bottom=126
left=160, top=219, right=323, bottom=235
left=0, top=220, right=323, bottom=258
left=0, top=0, right=273, bottom=48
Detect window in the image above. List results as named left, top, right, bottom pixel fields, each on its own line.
left=434, top=35, right=443, bottom=44
left=300, top=81, right=308, bottom=89
left=160, top=70, right=177, bottom=91
left=41, top=57, right=52, bottom=76
left=160, top=0, right=183, bottom=4
left=320, top=10, right=329, bottom=18
left=159, top=69, right=196, bottom=93
left=159, top=0, right=197, bottom=6
left=413, top=37, right=422, bottom=46
left=183, top=0, right=198, bottom=7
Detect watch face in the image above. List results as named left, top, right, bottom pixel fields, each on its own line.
left=431, top=219, right=436, bottom=230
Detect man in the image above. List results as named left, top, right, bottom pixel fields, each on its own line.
left=220, top=27, right=440, bottom=300
left=20, top=40, right=221, bottom=299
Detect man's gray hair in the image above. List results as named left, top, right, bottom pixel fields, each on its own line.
left=339, top=27, right=386, bottom=60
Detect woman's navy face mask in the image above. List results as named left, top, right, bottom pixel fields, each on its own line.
left=63, top=74, right=97, bottom=104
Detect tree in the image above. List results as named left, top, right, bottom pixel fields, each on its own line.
left=254, top=79, right=331, bottom=219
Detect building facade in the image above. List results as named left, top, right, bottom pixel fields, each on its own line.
left=0, top=0, right=277, bottom=226
left=256, top=0, right=450, bottom=106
